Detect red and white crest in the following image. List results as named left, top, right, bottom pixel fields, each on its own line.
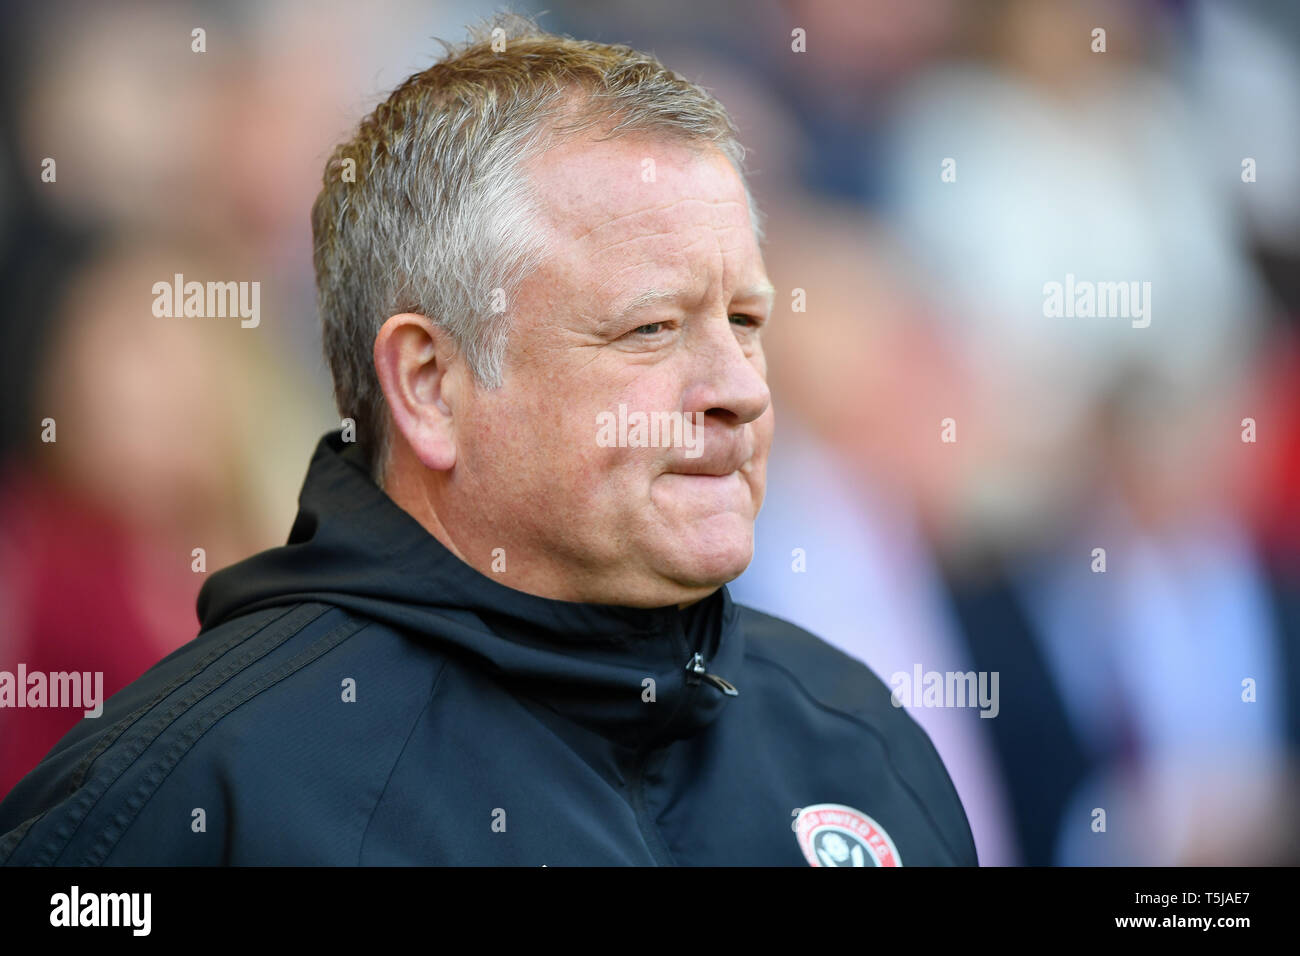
left=793, top=803, right=902, bottom=867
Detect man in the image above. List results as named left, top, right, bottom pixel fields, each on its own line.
left=0, top=15, right=976, bottom=866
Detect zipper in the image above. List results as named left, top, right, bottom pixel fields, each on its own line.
left=684, top=651, right=739, bottom=696
left=625, top=619, right=740, bottom=864
left=626, top=617, right=740, bottom=865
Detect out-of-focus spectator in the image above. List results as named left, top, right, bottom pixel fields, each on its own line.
left=878, top=0, right=1300, bottom=863
left=0, top=237, right=331, bottom=798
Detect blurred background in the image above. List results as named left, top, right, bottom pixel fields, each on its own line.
left=1, top=0, right=1297, bottom=864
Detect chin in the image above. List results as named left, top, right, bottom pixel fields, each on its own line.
left=668, top=528, right=754, bottom=589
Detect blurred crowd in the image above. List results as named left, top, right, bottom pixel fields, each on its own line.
left=1, top=0, right=1297, bottom=864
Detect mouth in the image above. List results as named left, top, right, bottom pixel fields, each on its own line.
left=656, top=469, right=749, bottom=508
left=664, top=442, right=753, bottom=478
left=663, top=469, right=743, bottom=481
left=653, top=467, right=753, bottom=519
left=666, top=465, right=743, bottom=479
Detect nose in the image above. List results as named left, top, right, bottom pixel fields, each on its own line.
left=683, top=314, right=771, bottom=427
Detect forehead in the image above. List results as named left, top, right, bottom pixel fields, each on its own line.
left=522, top=133, right=763, bottom=295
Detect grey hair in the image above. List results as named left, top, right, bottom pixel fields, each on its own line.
left=310, top=11, right=764, bottom=483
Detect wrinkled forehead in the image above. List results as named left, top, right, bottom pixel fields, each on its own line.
left=525, top=133, right=756, bottom=248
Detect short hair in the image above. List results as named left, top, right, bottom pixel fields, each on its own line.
left=310, top=11, right=764, bottom=483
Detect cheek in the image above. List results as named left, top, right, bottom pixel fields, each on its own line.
left=524, top=397, right=659, bottom=505
left=587, top=383, right=685, bottom=498
left=473, top=363, right=681, bottom=499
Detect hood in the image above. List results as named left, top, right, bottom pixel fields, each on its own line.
left=196, top=431, right=746, bottom=748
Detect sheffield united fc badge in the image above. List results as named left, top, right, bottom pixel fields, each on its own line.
left=793, top=803, right=902, bottom=867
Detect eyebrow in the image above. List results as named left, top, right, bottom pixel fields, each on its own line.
left=607, top=281, right=777, bottom=326
left=737, top=281, right=777, bottom=313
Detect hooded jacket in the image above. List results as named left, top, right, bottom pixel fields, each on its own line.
left=0, top=431, right=978, bottom=866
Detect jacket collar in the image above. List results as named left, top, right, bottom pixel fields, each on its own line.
left=198, top=431, right=745, bottom=749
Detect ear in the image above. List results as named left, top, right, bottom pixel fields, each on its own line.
left=373, top=313, right=461, bottom=472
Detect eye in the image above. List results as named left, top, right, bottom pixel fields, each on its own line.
left=729, top=314, right=760, bottom=328
left=630, top=322, right=664, bottom=335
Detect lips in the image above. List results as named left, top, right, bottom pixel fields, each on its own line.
left=664, top=435, right=752, bottom=477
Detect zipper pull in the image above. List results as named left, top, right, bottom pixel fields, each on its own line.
left=685, top=652, right=739, bottom=697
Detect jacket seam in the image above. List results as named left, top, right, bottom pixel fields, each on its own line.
left=629, top=752, right=678, bottom=866
left=67, top=605, right=305, bottom=792
left=356, top=655, right=450, bottom=864
left=745, top=650, right=972, bottom=865
left=0, top=603, right=319, bottom=865
left=83, top=610, right=369, bottom=865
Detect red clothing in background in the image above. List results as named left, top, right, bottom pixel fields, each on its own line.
left=0, top=465, right=195, bottom=800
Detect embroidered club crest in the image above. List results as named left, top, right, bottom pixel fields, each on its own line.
left=793, top=803, right=902, bottom=867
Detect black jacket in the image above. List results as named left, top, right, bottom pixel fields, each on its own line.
left=0, top=431, right=977, bottom=865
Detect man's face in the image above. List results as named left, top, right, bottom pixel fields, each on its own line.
left=443, top=132, right=774, bottom=607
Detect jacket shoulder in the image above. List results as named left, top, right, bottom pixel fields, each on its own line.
left=736, top=604, right=903, bottom=721
left=735, top=603, right=979, bottom=865
left=0, top=602, right=419, bottom=865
